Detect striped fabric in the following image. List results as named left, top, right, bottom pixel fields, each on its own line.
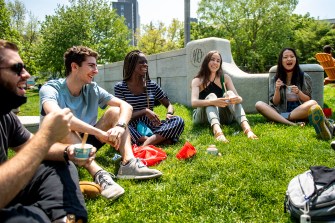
left=114, top=80, right=184, bottom=145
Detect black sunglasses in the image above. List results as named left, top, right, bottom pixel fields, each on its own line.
left=0, top=63, right=26, bottom=76
left=138, top=59, right=148, bottom=65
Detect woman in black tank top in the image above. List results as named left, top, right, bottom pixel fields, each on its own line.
left=191, top=50, right=258, bottom=142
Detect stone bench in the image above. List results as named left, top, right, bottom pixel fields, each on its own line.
left=97, top=37, right=324, bottom=113
left=18, top=116, right=39, bottom=133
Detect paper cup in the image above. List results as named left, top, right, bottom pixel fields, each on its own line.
left=74, top=143, right=93, bottom=160
left=176, top=141, right=196, bottom=160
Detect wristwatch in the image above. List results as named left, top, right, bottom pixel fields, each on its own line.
left=116, top=122, right=127, bottom=129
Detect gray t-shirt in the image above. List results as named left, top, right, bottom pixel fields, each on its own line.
left=39, top=78, right=112, bottom=125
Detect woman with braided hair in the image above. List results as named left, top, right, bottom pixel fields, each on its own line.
left=114, top=50, right=184, bottom=146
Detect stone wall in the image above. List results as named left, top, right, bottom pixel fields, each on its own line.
left=19, top=37, right=325, bottom=133
left=96, top=37, right=324, bottom=113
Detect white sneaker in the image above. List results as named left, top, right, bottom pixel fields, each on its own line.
left=94, top=170, right=125, bottom=200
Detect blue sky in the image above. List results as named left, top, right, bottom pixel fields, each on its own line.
left=20, top=0, right=335, bottom=25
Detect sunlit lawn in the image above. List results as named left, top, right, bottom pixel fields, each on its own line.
left=20, top=84, right=335, bottom=222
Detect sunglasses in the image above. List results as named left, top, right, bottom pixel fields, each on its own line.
left=138, top=59, right=148, bottom=65
left=0, top=63, right=26, bottom=76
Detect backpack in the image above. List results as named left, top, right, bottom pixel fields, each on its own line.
left=284, top=166, right=335, bottom=222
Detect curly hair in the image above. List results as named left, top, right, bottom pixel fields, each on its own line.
left=64, top=46, right=98, bottom=76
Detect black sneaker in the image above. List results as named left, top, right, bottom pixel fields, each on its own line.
left=325, top=118, right=335, bottom=137
left=331, top=141, right=335, bottom=150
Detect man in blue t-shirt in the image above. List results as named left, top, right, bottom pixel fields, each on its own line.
left=39, top=46, right=162, bottom=201
left=0, top=40, right=88, bottom=222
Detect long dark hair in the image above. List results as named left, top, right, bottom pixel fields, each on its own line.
left=275, top=48, right=304, bottom=88
left=123, top=50, right=150, bottom=81
left=195, top=50, right=223, bottom=89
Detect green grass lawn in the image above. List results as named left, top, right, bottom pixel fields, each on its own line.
left=20, top=84, right=335, bottom=222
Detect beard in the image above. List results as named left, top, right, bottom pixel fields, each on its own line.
left=0, top=85, right=27, bottom=115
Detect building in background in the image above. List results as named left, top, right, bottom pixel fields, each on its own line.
left=321, top=18, right=335, bottom=27
left=112, top=0, right=140, bottom=46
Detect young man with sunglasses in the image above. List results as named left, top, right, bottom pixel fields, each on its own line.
left=0, top=40, right=89, bottom=222
left=39, top=46, right=162, bottom=201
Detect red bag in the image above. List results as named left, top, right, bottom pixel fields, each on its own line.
left=132, top=144, right=167, bottom=166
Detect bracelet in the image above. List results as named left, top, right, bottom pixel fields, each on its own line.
left=167, top=112, right=174, bottom=115
left=64, top=146, right=70, bottom=164
left=244, top=129, right=251, bottom=135
left=116, top=122, right=127, bottom=129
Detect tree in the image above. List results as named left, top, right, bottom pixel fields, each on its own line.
left=37, top=0, right=131, bottom=77
left=196, top=0, right=298, bottom=72
left=165, top=19, right=184, bottom=50
left=136, top=19, right=184, bottom=55
left=20, top=12, right=40, bottom=77
left=136, top=22, right=167, bottom=55
left=7, top=0, right=26, bottom=31
left=290, top=14, right=335, bottom=64
left=5, top=0, right=45, bottom=78
left=0, top=0, right=18, bottom=41
left=5, top=0, right=41, bottom=78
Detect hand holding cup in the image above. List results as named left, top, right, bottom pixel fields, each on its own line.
left=67, top=143, right=96, bottom=167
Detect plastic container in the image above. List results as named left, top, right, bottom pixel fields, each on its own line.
left=207, top=145, right=218, bottom=155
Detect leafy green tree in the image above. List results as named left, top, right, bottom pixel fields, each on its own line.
left=166, top=19, right=184, bottom=49
left=136, top=19, right=184, bottom=55
left=6, top=0, right=40, bottom=77
left=196, top=0, right=298, bottom=72
left=290, top=14, right=335, bottom=64
left=20, top=12, right=40, bottom=77
left=37, top=0, right=131, bottom=77
left=7, top=0, right=26, bottom=31
left=136, top=22, right=167, bottom=55
left=0, top=0, right=18, bottom=41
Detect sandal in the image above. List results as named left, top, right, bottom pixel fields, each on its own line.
left=214, top=131, right=229, bottom=143
left=244, top=129, right=258, bottom=140
left=296, top=122, right=305, bottom=127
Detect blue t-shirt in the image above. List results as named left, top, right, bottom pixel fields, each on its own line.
left=39, top=78, right=112, bottom=125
